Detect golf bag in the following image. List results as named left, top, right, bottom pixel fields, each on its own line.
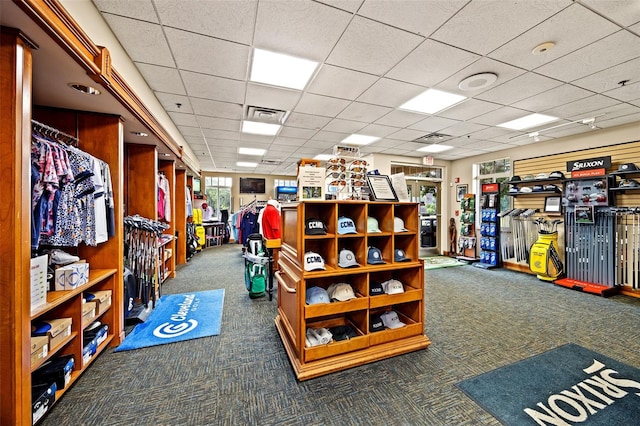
left=529, top=232, right=563, bottom=281
left=243, top=233, right=268, bottom=299
left=186, top=222, right=198, bottom=257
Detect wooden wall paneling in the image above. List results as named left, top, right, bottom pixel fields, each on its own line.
left=175, top=169, right=187, bottom=265
left=0, top=27, right=35, bottom=426
left=125, top=143, right=158, bottom=220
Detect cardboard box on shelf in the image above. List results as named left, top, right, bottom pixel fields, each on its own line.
left=81, top=301, right=97, bottom=326
left=31, top=381, right=57, bottom=425
left=32, top=318, right=72, bottom=350
left=30, top=336, right=49, bottom=366
left=54, top=261, right=90, bottom=291
left=30, top=255, right=48, bottom=312
left=86, top=290, right=112, bottom=316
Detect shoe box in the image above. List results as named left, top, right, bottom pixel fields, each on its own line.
left=32, top=354, right=75, bottom=391
left=81, top=302, right=97, bottom=327
left=54, top=261, right=90, bottom=291
left=30, top=336, right=49, bottom=366
left=32, top=318, right=72, bottom=350
left=85, top=290, right=112, bottom=316
left=31, top=381, right=57, bottom=425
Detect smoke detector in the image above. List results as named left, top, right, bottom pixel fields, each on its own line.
left=458, top=72, right=498, bottom=91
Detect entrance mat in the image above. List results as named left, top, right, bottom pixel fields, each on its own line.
left=115, top=289, right=224, bottom=352
left=456, top=343, right=640, bottom=425
left=422, top=256, right=467, bottom=270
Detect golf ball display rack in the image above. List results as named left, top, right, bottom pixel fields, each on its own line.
left=475, top=183, right=501, bottom=269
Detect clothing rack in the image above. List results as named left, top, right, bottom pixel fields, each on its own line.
left=31, top=119, right=79, bottom=146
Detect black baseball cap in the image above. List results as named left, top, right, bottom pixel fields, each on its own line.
left=305, top=218, right=326, bottom=235
left=369, top=280, right=384, bottom=296
left=329, top=325, right=358, bottom=341
left=618, top=163, right=640, bottom=172
left=369, top=314, right=384, bottom=333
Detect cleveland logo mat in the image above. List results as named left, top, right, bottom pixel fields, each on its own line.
left=153, top=293, right=200, bottom=338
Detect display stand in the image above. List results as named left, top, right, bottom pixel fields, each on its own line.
left=457, top=194, right=478, bottom=263
left=275, top=201, right=430, bottom=380
left=475, top=183, right=501, bottom=269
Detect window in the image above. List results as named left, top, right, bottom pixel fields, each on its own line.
left=475, top=158, right=511, bottom=212
left=204, top=176, right=232, bottom=219
left=390, top=164, right=442, bottom=179
left=274, top=179, right=296, bottom=187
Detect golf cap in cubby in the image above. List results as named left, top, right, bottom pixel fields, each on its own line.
left=367, top=217, right=381, bottom=233
left=394, top=248, right=410, bottom=262
left=549, top=171, right=565, bottom=179
left=305, top=286, right=330, bottom=305
left=369, top=314, right=384, bottom=332
left=337, top=216, right=357, bottom=234
left=304, top=251, right=326, bottom=271
left=330, top=325, right=358, bottom=341
left=382, top=279, right=404, bottom=294
left=338, top=248, right=360, bottom=268
left=305, top=218, right=326, bottom=235
left=369, top=280, right=384, bottom=296
left=327, top=283, right=356, bottom=301
left=380, top=310, right=406, bottom=329
left=394, top=217, right=408, bottom=232
left=367, top=246, right=386, bottom=264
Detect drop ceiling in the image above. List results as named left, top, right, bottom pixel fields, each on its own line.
left=6, top=1, right=640, bottom=176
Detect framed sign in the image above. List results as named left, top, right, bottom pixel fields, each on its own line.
left=544, top=196, right=562, bottom=214
left=456, top=184, right=468, bottom=202
left=366, top=174, right=398, bottom=202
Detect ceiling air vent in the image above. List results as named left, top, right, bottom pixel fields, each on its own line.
left=413, top=132, right=452, bottom=143
left=246, top=106, right=288, bottom=124
left=261, top=159, right=282, bottom=166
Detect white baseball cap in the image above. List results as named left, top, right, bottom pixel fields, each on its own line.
left=367, top=216, right=382, bottom=233
left=380, top=310, right=405, bottom=329
left=337, top=216, right=357, bottom=234
left=327, top=283, right=356, bottom=301
left=338, top=248, right=360, bottom=268
left=394, top=217, right=408, bottom=232
left=382, top=279, right=404, bottom=294
left=305, top=286, right=330, bottom=304
left=304, top=251, right=326, bottom=272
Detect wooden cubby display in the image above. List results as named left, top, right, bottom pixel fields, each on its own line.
left=275, top=200, right=430, bottom=380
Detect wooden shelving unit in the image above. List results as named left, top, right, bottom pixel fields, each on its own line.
left=275, top=200, right=430, bottom=380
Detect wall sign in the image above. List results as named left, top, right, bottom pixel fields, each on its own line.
left=567, top=156, right=611, bottom=178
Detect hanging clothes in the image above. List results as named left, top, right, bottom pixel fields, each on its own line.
left=186, top=186, right=193, bottom=218
left=239, top=208, right=259, bottom=246
left=157, top=173, right=171, bottom=222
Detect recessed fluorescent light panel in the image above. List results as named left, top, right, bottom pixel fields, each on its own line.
left=238, top=147, right=266, bottom=156
left=498, top=113, right=558, bottom=130
left=237, top=161, right=258, bottom=168
left=400, top=89, right=466, bottom=114
left=314, top=154, right=333, bottom=161
left=242, top=120, right=281, bottom=136
left=250, top=48, right=319, bottom=90
left=417, top=144, right=453, bottom=153
left=341, top=134, right=380, bottom=145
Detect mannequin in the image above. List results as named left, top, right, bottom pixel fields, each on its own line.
left=260, top=199, right=281, bottom=240
left=448, top=217, right=457, bottom=255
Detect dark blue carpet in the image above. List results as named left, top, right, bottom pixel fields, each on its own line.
left=115, top=289, right=224, bottom=351
left=457, top=343, right=640, bottom=425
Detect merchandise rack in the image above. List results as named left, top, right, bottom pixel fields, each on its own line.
left=275, top=200, right=430, bottom=380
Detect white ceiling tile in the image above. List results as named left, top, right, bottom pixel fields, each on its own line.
left=311, top=130, right=349, bottom=143
left=430, top=0, right=571, bottom=55
left=386, top=39, right=480, bottom=87
left=374, top=110, right=425, bottom=128
left=181, top=71, right=246, bottom=104
left=201, top=128, right=241, bottom=140
left=580, top=0, right=640, bottom=28
left=438, top=99, right=502, bottom=121
left=165, top=28, right=250, bottom=79
left=303, top=139, right=336, bottom=149
left=387, top=128, right=429, bottom=142
left=488, top=4, right=620, bottom=70
left=446, top=137, right=478, bottom=148
left=155, top=92, right=193, bottom=113
left=154, top=0, right=256, bottom=44
left=285, top=112, right=332, bottom=129
left=326, top=16, right=424, bottom=75
left=196, top=116, right=240, bottom=132
left=466, top=126, right=516, bottom=142
left=246, top=83, right=301, bottom=112
left=536, top=31, right=640, bottom=82
left=357, top=0, right=467, bottom=36
left=102, top=15, right=174, bottom=66
left=573, top=102, right=640, bottom=122
left=356, top=124, right=400, bottom=138
left=511, top=84, right=594, bottom=112
left=477, top=72, right=563, bottom=105
left=469, top=106, right=532, bottom=126
left=271, top=136, right=307, bottom=147
left=136, top=63, right=186, bottom=95
left=295, top=93, right=351, bottom=117
left=278, top=126, right=317, bottom=139
left=308, top=65, right=378, bottom=100
left=597, top=112, right=640, bottom=128
left=603, top=82, right=640, bottom=103
left=409, top=116, right=461, bottom=133
left=571, top=58, right=640, bottom=94
left=168, top=111, right=198, bottom=127
left=440, top=122, right=489, bottom=137
left=337, top=102, right=392, bottom=122
left=542, top=94, right=621, bottom=119
left=357, top=78, right=424, bottom=108
left=254, top=0, right=352, bottom=62
left=435, top=57, right=526, bottom=96
left=178, top=126, right=203, bottom=137
left=372, top=138, right=407, bottom=149
left=190, top=98, right=243, bottom=120
left=93, top=0, right=158, bottom=22
left=323, top=119, right=366, bottom=133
